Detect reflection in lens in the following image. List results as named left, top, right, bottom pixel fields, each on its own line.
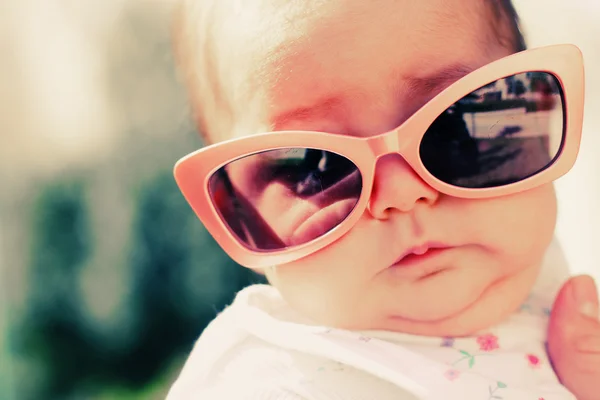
left=420, top=72, right=564, bottom=188
left=208, top=148, right=362, bottom=251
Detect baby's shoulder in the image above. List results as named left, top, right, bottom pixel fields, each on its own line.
left=167, top=334, right=305, bottom=399
left=171, top=328, right=420, bottom=400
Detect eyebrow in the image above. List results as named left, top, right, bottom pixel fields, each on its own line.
left=271, top=62, right=476, bottom=128
left=403, top=63, right=476, bottom=97
left=271, top=96, right=345, bottom=128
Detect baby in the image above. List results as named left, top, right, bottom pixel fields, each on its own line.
left=167, top=0, right=586, bottom=399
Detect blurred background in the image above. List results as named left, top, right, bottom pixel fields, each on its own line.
left=1, top=1, right=599, bottom=399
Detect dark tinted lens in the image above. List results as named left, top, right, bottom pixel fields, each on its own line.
left=208, top=148, right=362, bottom=251
left=420, top=72, right=564, bottom=188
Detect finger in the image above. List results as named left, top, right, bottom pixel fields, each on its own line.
left=547, top=275, right=600, bottom=400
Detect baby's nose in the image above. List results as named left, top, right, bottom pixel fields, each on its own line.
left=367, top=153, right=439, bottom=219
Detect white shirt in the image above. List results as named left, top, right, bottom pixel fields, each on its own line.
left=166, top=239, right=576, bottom=400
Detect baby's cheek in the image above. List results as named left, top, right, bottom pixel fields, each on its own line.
left=267, top=260, right=369, bottom=328
left=483, top=183, right=557, bottom=270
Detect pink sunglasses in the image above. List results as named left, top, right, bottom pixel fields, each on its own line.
left=174, top=44, right=584, bottom=269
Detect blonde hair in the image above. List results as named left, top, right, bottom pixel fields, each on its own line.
left=173, top=0, right=231, bottom=142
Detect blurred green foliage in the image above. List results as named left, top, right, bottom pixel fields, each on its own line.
left=3, top=3, right=268, bottom=399
left=12, top=173, right=266, bottom=399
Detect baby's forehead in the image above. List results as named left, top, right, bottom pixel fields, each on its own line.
left=216, top=0, right=487, bottom=63
left=213, top=0, right=491, bottom=91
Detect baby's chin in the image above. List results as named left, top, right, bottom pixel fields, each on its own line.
left=327, top=299, right=522, bottom=338
left=332, top=269, right=538, bottom=337
left=268, top=252, right=543, bottom=337
left=376, top=302, right=519, bottom=337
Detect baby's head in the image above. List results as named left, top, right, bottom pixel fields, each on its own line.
left=174, top=0, right=561, bottom=336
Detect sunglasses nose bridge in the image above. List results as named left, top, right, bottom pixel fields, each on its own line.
left=367, top=133, right=400, bottom=160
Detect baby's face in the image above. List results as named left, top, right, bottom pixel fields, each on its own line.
left=200, top=0, right=557, bottom=336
